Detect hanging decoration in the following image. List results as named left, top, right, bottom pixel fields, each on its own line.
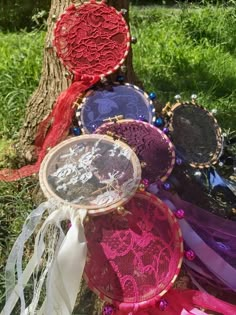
left=0, top=0, right=130, bottom=181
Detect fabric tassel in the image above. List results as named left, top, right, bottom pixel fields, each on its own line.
left=0, top=75, right=100, bottom=182
left=1, top=200, right=87, bottom=315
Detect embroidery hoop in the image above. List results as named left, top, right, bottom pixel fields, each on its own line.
left=76, top=83, right=156, bottom=134
left=39, top=134, right=142, bottom=216
left=166, top=101, right=223, bottom=169
left=53, top=1, right=130, bottom=79
left=95, top=119, right=176, bottom=183
left=84, top=191, right=183, bottom=313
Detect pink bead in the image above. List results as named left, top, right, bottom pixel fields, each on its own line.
left=185, top=249, right=196, bottom=261
left=67, top=221, right=72, bottom=229
left=175, top=209, right=185, bottom=219
left=159, top=298, right=168, bottom=311
left=141, top=178, right=149, bottom=188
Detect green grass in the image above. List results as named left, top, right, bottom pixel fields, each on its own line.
left=0, top=30, right=45, bottom=140
left=0, top=3, right=236, bottom=311
left=130, top=4, right=236, bottom=129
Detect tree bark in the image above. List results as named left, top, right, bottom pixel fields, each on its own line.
left=17, top=0, right=137, bottom=163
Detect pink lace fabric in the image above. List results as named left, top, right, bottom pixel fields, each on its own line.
left=84, top=191, right=183, bottom=312
left=54, top=1, right=130, bottom=78
left=96, top=120, right=175, bottom=183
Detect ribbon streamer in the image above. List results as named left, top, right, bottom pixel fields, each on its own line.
left=1, top=201, right=88, bottom=315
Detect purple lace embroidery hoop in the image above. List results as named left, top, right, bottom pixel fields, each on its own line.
left=76, top=83, right=156, bottom=134
left=95, top=119, right=176, bottom=183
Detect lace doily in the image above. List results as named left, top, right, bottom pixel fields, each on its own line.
left=76, top=84, right=155, bottom=133
left=96, top=119, right=175, bottom=183
left=84, top=191, right=183, bottom=312
left=53, top=1, right=130, bottom=78
left=39, top=134, right=141, bottom=215
left=168, top=102, right=223, bottom=168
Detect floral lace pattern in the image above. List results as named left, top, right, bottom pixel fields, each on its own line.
left=79, top=85, right=153, bottom=133
left=42, top=136, right=141, bottom=210
left=53, top=2, right=130, bottom=77
left=96, top=120, right=175, bottom=183
left=84, top=192, right=183, bottom=307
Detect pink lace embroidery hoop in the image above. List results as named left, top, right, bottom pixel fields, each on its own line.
left=53, top=0, right=130, bottom=79
left=39, top=134, right=141, bottom=215
left=96, top=119, right=176, bottom=183
left=84, top=191, right=183, bottom=313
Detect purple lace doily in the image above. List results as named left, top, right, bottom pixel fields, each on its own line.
left=76, top=84, right=155, bottom=133
left=95, top=120, right=175, bottom=183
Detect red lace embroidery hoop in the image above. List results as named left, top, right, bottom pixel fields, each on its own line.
left=96, top=119, right=176, bottom=183
left=0, top=1, right=131, bottom=182
left=53, top=0, right=130, bottom=79
left=39, top=134, right=141, bottom=215
left=84, top=191, right=183, bottom=313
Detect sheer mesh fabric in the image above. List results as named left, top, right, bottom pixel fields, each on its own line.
left=84, top=192, right=182, bottom=307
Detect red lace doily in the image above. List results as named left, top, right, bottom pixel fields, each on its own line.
left=53, top=1, right=130, bottom=78
left=84, top=191, right=183, bottom=312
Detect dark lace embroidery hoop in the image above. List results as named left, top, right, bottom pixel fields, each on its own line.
left=76, top=83, right=156, bottom=134
left=53, top=1, right=130, bottom=79
left=84, top=191, right=183, bottom=313
left=167, top=101, right=223, bottom=169
left=39, top=134, right=141, bottom=215
left=95, top=119, right=175, bottom=183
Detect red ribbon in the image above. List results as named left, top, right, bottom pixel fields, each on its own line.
left=0, top=76, right=100, bottom=181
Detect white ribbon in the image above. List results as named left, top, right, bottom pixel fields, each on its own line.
left=1, top=200, right=88, bottom=315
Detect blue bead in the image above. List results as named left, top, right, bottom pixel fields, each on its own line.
left=72, top=127, right=81, bottom=136
left=163, top=182, right=171, bottom=190
left=149, top=92, right=157, bottom=100
left=154, top=117, right=164, bottom=127
left=117, top=75, right=125, bottom=82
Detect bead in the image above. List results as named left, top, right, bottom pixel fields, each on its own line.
left=194, top=170, right=201, bottom=178
left=163, top=182, right=171, bottom=190
left=103, top=304, right=114, bottom=315
left=131, top=36, right=137, bottom=44
left=141, top=178, right=149, bottom=188
left=117, top=206, right=125, bottom=215
left=191, top=94, right=198, bottom=100
left=120, top=8, right=127, bottom=15
left=139, top=183, right=146, bottom=191
left=185, top=249, right=196, bottom=261
left=72, top=127, right=81, bottom=136
left=174, top=94, right=181, bottom=101
left=175, top=209, right=185, bottom=219
left=149, top=92, right=157, bottom=100
left=218, top=161, right=224, bottom=167
left=141, top=161, right=147, bottom=168
left=211, top=108, right=217, bottom=115
left=117, top=75, right=125, bottom=82
left=163, top=127, right=169, bottom=134
left=159, top=299, right=168, bottom=311
left=67, top=221, right=72, bottom=229
left=176, top=157, right=183, bottom=165
left=154, top=117, right=164, bottom=127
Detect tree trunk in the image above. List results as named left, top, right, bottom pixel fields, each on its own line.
left=17, top=0, right=137, bottom=163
